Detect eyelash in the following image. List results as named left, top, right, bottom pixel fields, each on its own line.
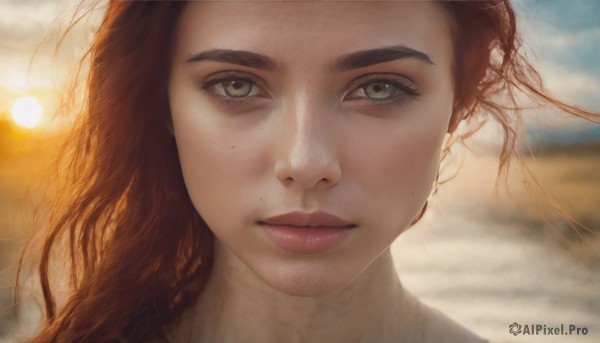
left=199, top=71, right=420, bottom=107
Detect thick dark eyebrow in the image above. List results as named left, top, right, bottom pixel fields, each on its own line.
left=186, top=49, right=278, bottom=70
left=185, top=45, right=433, bottom=72
left=332, top=45, right=434, bottom=71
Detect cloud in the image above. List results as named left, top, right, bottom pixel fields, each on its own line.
left=0, top=0, right=100, bottom=93
left=513, top=0, right=600, bottom=113
left=537, top=61, right=600, bottom=110
left=516, top=0, right=600, bottom=76
left=515, top=0, right=600, bottom=32
left=0, top=1, right=63, bottom=52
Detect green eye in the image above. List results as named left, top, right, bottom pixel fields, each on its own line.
left=363, top=82, right=398, bottom=100
left=344, top=74, right=420, bottom=105
left=222, top=79, right=253, bottom=98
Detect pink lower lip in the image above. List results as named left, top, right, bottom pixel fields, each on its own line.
left=260, top=223, right=355, bottom=254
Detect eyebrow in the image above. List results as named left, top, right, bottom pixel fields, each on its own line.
left=185, top=45, right=434, bottom=71
left=186, top=49, right=278, bottom=70
left=332, top=46, right=434, bottom=71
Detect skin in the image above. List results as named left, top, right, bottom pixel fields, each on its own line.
left=167, top=1, right=486, bottom=342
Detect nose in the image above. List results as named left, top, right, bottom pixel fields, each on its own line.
left=274, top=99, right=342, bottom=190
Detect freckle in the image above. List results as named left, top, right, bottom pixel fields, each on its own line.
left=411, top=192, right=415, bottom=196
left=230, top=145, right=236, bottom=149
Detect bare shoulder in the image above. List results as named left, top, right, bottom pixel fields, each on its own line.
left=419, top=302, right=489, bottom=343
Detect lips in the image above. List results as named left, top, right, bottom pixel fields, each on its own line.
left=259, top=211, right=355, bottom=228
left=258, top=211, right=356, bottom=254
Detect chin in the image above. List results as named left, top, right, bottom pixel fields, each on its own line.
left=252, top=259, right=362, bottom=298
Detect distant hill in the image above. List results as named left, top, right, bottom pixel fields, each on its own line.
left=524, top=124, right=600, bottom=156
left=526, top=124, right=600, bottom=144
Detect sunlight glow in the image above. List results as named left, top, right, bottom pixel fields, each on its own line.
left=10, top=96, right=44, bottom=129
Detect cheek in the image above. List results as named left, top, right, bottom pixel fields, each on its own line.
left=169, top=90, right=267, bottom=232
left=386, top=126, right=442, bottom=189
left=344, top=113, right=447, bottom=229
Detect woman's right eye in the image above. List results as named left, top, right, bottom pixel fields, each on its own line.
left=200, top=73, right=267, bottom=104
left=221, top=79, right=255, bottom=98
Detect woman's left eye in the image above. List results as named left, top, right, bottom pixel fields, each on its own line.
left=345, top=76, right=420, bottom=103
left=362, top=82, right=399, bottom=101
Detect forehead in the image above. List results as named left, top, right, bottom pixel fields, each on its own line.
left=173, top=1, right=453, bottom=70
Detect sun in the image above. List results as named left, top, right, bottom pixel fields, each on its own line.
left=10, top=96, right=44, bottom=129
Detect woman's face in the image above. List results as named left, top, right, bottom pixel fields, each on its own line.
left=169, top=1, right=454, bottom=296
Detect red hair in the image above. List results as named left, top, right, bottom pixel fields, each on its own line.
left=442, top=1, right=598, bottom=181
left=17, top=1, right=599, bottom=342
left=19, top=3, right=213, bottom=341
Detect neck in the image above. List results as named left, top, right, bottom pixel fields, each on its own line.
left=175, top=241, right=424, bottom=343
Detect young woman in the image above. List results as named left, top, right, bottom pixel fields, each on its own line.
left=17, top=1, right=598, bottom=342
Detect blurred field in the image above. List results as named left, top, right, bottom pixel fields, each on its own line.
left=520, top=141, right=600, bottom=223
left=497, top=142, right=600, bottom=266
left=394, top=141, right=600, bottom=342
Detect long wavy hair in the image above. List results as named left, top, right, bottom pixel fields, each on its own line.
left=16, top=1, right=599, bottom=342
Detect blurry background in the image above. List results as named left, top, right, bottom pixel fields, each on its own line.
left=0, top=0, right=599, bottom=342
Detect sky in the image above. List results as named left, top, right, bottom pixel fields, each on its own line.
left=0, top=0, right=599, bottom=135
left=0, top=0, right=70, bottom=91
left=0, top=0, right=84, bottom=128
left=514, top=0, right=600, bottom=111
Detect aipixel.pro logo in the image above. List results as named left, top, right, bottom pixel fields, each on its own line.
left=509, top=322, right=522, bottom=336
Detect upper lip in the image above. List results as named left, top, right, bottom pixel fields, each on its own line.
left=260, top=211, right=355, bottom=228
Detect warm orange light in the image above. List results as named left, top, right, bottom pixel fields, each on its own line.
left=10, top=96, right=43, bottom=129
